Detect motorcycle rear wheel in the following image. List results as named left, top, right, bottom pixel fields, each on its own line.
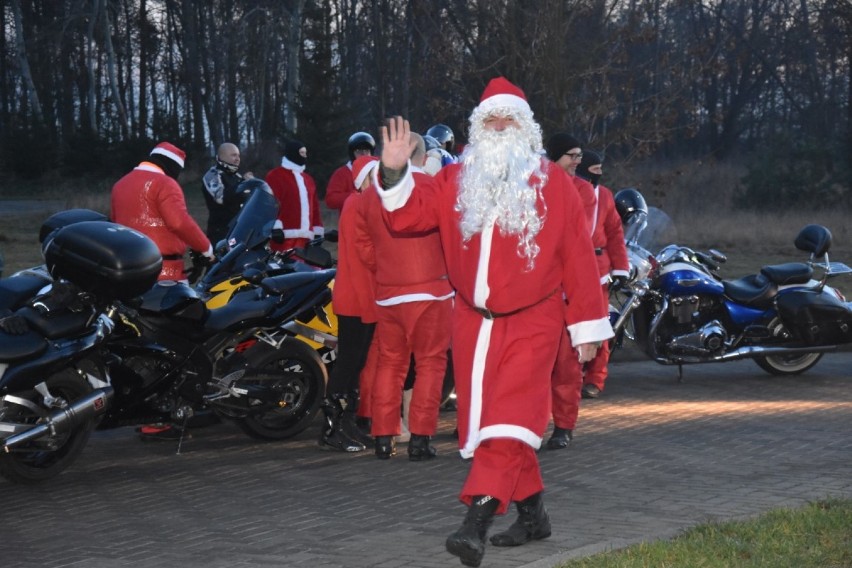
left=754, top=317, right=823, bottom=375
left=0, top=370, right=95, bottom=484
left=754, top=352, right=823, bottom=375
left=234, top=337, right=327, bottom=440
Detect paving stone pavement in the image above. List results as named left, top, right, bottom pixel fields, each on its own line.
left=2, top=351, right=851, bottom=568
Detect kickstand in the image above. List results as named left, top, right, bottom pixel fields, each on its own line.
left=175, top=415, right=190, bottom=456
left=676, top=364, right=683, bottom=383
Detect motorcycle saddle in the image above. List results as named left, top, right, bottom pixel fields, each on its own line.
left=16, top=305, right=96, bottom=340
left=723, top=273, right=778, bottom=309
left=760, top=262, right=813, bottom=286
left=0, top=273, right=52, bottom=312
left=0, top=330, right=47, bottom=361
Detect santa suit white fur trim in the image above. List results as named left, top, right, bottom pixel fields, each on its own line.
left=591, top=185, right=600, bottom=234
left=476, top=94, right=531, bottom=117
left=354, top=161, right=379, bottom=189
left=374, top=161, right=413, bottom=211
left=375, top=292, right=455, bottom=306
left=135, top=163, right=163, bottom=173
left=568, top=317, right=615, bottom=346
left=280, top=157, right=312, bottom=238
left=150, top=147, right=185, bottom=167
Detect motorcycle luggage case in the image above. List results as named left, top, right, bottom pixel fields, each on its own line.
left=776, top=289, right=852, bottom=345
left=43, top=221, right=163, bottom=300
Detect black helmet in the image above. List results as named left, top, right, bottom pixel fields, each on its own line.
left=614, top=188, right=648, bottom=225
left=347, top=132, right=376, bottom=161
left=426, top=124, right=454, bottom=153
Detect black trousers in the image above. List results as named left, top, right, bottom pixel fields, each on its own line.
left=326, top=315, right=375, bottom=397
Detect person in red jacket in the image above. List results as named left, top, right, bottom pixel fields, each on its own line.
left=356, top=134, right=454, bottom=461
left=265, top=139, right=324, bottom=251
left=319, top=155, right=381, bottom=452
left=376, top=78, right=611, bottom=566
left=324, top=132, right=376, bottom=212
left=575, top=150, right=629, bottom=399
left=111, top=141, right=213, bottom=282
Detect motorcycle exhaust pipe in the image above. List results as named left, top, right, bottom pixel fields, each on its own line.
left=711, top=345, right=838, bottom=363
left=2, top=386, right=114, bottom=452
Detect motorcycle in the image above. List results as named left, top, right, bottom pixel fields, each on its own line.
left=0, top=219, right=331, bottom=484
left=609, top=189, right=852, bottom=378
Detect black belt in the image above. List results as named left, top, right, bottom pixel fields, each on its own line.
left=162, top=254, right=183, bottom=261
left=594, top=248, right=604, bottom=256
left=465, top=288, right=559, bottom=320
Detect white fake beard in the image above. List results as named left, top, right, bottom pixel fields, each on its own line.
left=457, top=114, right=547, bottom=268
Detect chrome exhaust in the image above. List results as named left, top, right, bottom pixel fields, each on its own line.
left=2, top=386, right=114, bottom=452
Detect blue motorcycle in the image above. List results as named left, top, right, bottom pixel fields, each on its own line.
left=610, top=190, right=852, bottom=377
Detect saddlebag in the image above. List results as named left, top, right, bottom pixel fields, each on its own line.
left=43, top=221, right=163, bottom=300
left=775, top=289, right=852, bottom=345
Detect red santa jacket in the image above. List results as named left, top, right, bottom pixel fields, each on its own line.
left=590, top=184, right=630, bottom=283
left=332, top=191, right=377, bottom=322
left=357, top=170, right=453, bottom=304
left=324, top=163, right=355, bottom=211
left=110, top=162, right=210, bottom=280
left=265, top=158, right=324, bottom=250
left=380, top=160, right=610, bottom=345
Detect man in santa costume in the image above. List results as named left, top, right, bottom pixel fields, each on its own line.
left=357, top=133, right=454, bottom=461
left=375, top=78, right=612, bottom=567
left=111, top=141, right=213, bottom=282
left=265, top=139, right=324, bottom=251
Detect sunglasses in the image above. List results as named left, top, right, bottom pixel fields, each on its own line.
left=564, top=152, right=583, bottom=160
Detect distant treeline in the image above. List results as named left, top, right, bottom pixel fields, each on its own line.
left=2, top=0, right=850, bottom=209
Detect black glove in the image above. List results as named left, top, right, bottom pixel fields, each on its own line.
left=186, top=251, right=211, bottom=284
left=271, top=227, right=285, bottom=244
left=610, top=275, right=629, bottom=291
left=0, top=314, right=29, bottom=335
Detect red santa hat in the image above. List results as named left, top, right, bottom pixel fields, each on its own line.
left=352, top=156, right=379, bottom=190
left=475, top=77, right=531, bottom=116
left=150, top=141, right=186, bottom=169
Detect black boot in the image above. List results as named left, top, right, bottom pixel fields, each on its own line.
left=545, top=427, right=573, bottom=450
left=446, top=495, right=500, bottom=567
left=340, top=410, right=373, bottom=447
left=375, top=435, right=396, bottom=459
left=408, top=434, right=437, bottom=461
left=489, top=492, right=551, bottom=547
left=318, top=398, right=365, bottom=452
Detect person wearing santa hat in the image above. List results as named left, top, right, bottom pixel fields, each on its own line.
left=318, top=155, right=382, bottom=452
left=111, top=141, right=214, bottom=282
left=375, top=78, right=612, bottom=567
left=265, top=139, right=324, bottom=252
left=356, top=133, right=453, bottom=461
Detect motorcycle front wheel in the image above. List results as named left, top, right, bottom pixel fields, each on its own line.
left=754, top=318, right=823, bottom=375
left=234, top=337, right=327, bottom=440
left=0, top=370, right=95, bottom=484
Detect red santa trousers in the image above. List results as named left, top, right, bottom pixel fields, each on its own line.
left=583, top=283, right=613, bottom=389
left=453, top=297, right=562, bottom=514
left=356, top=326, right=382, bottom=419
left=550, top=326, right=583, bottom=430
left=370, top=299, right=452, bottom=436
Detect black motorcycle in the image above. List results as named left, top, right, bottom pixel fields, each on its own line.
left=0, top=220, right=331, bottom=484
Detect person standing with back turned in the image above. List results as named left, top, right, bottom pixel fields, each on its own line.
left=375, top=78, right=612, bottom=567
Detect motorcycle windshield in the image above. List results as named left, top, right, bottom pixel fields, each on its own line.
left=226, top=182, right=279, bottom=250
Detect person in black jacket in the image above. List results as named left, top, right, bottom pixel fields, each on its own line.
left=202, top=142, right=254, bottom=244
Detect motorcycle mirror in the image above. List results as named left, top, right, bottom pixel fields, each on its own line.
left=708, top=249, right=727, bottom=264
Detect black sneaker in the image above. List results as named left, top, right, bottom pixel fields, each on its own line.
left=545, top=427, right=573, bottom=450
left=318, top=428, right=366, bottom=452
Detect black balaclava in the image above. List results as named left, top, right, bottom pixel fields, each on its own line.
left=576, top=150, right=603, bottom=187
left=284, top=140, right=307, bottom=167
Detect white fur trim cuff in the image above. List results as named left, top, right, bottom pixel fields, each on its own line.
left=376, top=162, right=414, bottom=212
left=567, top=317, right=614, bottom=346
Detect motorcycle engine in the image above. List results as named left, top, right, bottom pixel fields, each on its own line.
left=662, top=295, right=728, bottom=355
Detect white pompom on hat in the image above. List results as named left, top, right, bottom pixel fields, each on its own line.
left=475, top=77, right=531, bottom=116
left=150, top=141, right=186, bottom=169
